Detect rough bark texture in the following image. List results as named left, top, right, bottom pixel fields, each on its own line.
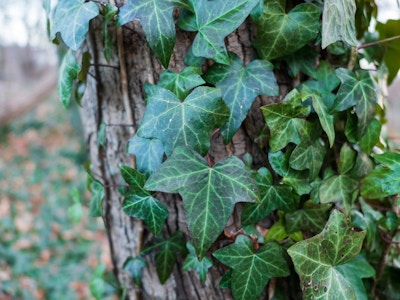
left=78, top=14, right=291, bottom=299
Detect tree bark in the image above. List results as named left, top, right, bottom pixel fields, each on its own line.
left=78, top=15, right=290, bottom=299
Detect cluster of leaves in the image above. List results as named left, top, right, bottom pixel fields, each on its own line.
left=50, top=0, right=400, bottom=299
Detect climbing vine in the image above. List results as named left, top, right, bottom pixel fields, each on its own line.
left=49, top=0, right=400, bottom=299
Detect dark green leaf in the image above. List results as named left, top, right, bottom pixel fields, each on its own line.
left=120, top=166, right=168, bottom=236
left=138, top=86, right=229, bottom=156
left=314, top=61, right=341, bottom=92
left=118, top=0, right=178, bottom=67
left=285, top=201, right=332, bottom=234
left=204, top=53, right=279, bottom=142
left=145, top=147, right=258, bottom=257
left=178, top=0, right=259, bottom=64
left=349, top=151, right=374, bottom=179
left=157, top=67, right=205, bottom=100
left=242, top=168, right=297, bottom=225
left=319, top=175, right=358, bottom=211
left=57, top=50, right=80, bottom=108
left=127, top=135, right=164, bottom=176
left=214, top=235, right=289, bottom=300
left=321, top=0, right=357, bottom=48
left=78, top=52, right=91, bottom=83
left=183, top=242, right=212, bottom=282
left=262, top=89, right=310, bottom=152
left=283, top=46, right=318, bottom=78
left=288, top=210, right=367, bottom=300
left=123, top=256, right=147, bottom=286
left=333, top=68, right=378, bottom=137
left=359, top=118, right=382, bottom=154
left=338, top=143, right=356, bottom=174
left=50, top=0, right=99, bottom=50
left=361, top=152, right=400, bottom=198
left=219, top=269, right=233, bottom=288
left=257, top=0, right=320, bottom=60
left=289, top=121, right=326, bottom=180
left=101, top=4, right=118, bottom=62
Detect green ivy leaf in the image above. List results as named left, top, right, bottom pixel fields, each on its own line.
left=127, top=135, right=164, bottom=176
left=314, top=61, right=341, bottom=92
left=242, top=168, right=297, bottom=225
left=262, top=89, right=310, bottom=152
left=120, top=166, right=168, bottom=236
left=84, top=164, right=104, bottom=218
left=58, top=50, right=80, bottom=108
left=183, top=242, right=212, bottom=282
left=289, top=121, right=326, bottom=180
left=361, top=152, right=400, bottom=198
left=145, top=147, right=258, bottom=258
left=288, top=210, right=367, bottom=300
left=257, top=0, right=320, bottom=60
left=50, top=0, right=99, bottom=51
left=78, top=52, right=91, bottom=83
left=284, top=46, right=318, bottom=78
left=333, top=68, right=378, bottom=137
left=204, top=53, right=279, bottom=143
left=319, top=175, right=358, bottom=211
left=118, top=0, right=178, bottom=67
left=359, top=118, right=381, bottom=154
left=178, top=0, right=259, bottom=64
left=157, top=67, right=205, bottom=100
left=269, top=150, right=312, bottom=195
left=138, top=86, right=229, bottom=156
left=213, top=235, right=289, bottom=300
left=285, top=201, right=332, bottom=234
left=101, top=4, right=118, bottom=62
left=321, top=0, right=357, bottom=48
left=123, top=256, right=147, bottom=287
left=142, top=231, right=187, bottom=284
left=265, top=211, right=303, bottom=242
left=338, top=143, right=357, bottom=175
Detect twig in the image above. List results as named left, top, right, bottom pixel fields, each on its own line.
left=357, top=35, right=400, bottom=51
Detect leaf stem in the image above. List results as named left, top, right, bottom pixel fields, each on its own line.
left=357, top=35, right=400, bottom=51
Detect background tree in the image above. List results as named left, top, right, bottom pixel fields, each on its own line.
left=49, top=0, right=400, bottom=299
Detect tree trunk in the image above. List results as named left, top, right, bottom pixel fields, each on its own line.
left=78, top=16, right=290, bottom=299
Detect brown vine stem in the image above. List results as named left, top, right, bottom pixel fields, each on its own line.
left=357, top=35, right=400, bottom=51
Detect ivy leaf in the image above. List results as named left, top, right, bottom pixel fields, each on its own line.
left=284, top=46, right=319, bottom=78
left=338, top=143, right=357, bottom=175
left=138, top=86, right=229, bottom=156
left=285, top=201, right=332, bottom=234
left=265, top=211, right=303, bottom=242
left=101, top=4, right=118, bottom=62
left=50, top=0, right=99, bottom=51
left=262, top=89, right=310, bottom=152
left=333, top=68, right=378, bottom=137
left=123, top=256, right=147, bottom=287
left=242, top=168, right=297, bottom=225
left=157, top=67, right=205, bottom=100
left=361, top=152, right=400, bottom=198
left=269, top=150, right=312, bottom=196
left=213, top=235, right=289, bottom=300
left=78, top=52, right=91, bottom=83
left=58, top=50, right=80, bottom=108
left=142, top=231, right=187, bottom=284
left=178, top=0, right=259, bottom=64
left=314, top=61, right=341, bottom=92
left=127, top=135, right=164, bottom=176
left=84, top=163, right=104, bottom=217
left=319, top=175, right=358, bottom=211
left=322, top=0, right=357, bottom=49
left=257, top=0, right=320, bottom=60
left=183, top=242, right=212, bottom=282
left=204, top=53, right=279, bottom=143
left=118, top=0, right=178, bottom=67
left=288, top=210, right=367, bottom=300
left=359, top=118, right=381, bottom=154
left=145, top=147, right=258, bottom=258
left=120, top=166, right=168, bottom=236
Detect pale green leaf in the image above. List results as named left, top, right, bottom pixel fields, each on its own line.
left=333, top=68, right=378, bottom=137
left=322, top=0, right=357, bottom=48
left=204, top=53, right=279, bottom=143
left=183, top=242, right=212, bottom=282
left=118, top=0, right=178, bottom=67
left=361, top=152, right=400, bottom=198
left=84, top=165, right=104, bottom=218
left=213, top=235, right=289, bottom=300
left=178, top=0, right=259, bottom=64
left=51, top=0, right=99, bottom=50
left=338, top=143, right=357, bottom=174
left=138, top=86, right=229, bottom=156
left=145, top=147, right=258, bottom=258
left=262, top=89, right=310, bottom=152
left=265, top=211, right=303, bottom=242
left=257, top=0, right=320, bottom=60
left=57, top=50, right=80, bottom=108
left=128, top=135, right=164, bottom=176
left=359, top=118, right=382, bottom=154
left=288, top=210, right=367, bottom=300
left=242, top=168, right=297, bottom=225
left=123, top=256, right=147, bottom=286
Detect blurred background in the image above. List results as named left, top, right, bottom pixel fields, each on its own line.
left=0, top=0, right=116, bottom=299
left=0, top=0, right=399, bottom=299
